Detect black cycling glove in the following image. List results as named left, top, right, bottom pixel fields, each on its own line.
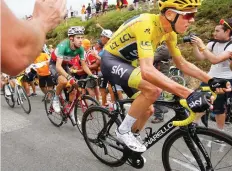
left=208, top=78, right=228, bottom=92
left=186, top=91, right=211, bottom=113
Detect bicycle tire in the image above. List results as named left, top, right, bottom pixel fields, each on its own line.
left=17, top=85, right=31, bottom=114
left=170, top=75, right=186, bottom=87
left=74, top=95, right=99, bottom=134
left=3, top=84, right=15, bottom=108
left=162, top=127, right=232, bottom=171
left=45, top=90, right=63, bottom=127
left=82, top=106, right=126, bottom=167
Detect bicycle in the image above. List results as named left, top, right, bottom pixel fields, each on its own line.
left=44, top=77, right=99, bottom=134
left=82, top=85, right=232, bottom=170
left=3, top=74, right=31, bottom=114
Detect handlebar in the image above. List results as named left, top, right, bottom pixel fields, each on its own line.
left=172, top=86, right=217, bottom=126
left=65, top=77, right=98, bottom=93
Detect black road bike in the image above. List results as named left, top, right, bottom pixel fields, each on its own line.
left=82, top=85, right=232, bottom=170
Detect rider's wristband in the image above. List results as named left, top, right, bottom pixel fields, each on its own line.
left=66, top=75, right=72, bottom=80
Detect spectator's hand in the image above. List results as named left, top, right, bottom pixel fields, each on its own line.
left=33, top=0, right=67, bottom=33
left=191, top=36, right=206, bottom=50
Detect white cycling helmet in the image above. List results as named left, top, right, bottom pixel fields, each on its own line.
left=68, top=26, right=85, bottom=37
left=101, top=29, right=113, bottom=39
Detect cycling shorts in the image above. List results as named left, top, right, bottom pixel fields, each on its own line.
left=201, top=79, right=232, bottom=115
left=101, top=50, right=140, bottom=98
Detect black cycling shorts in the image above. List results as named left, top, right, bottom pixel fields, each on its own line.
left=39, top=74, right=54, bottom=88
left=101, top=50, right=139, bottom=98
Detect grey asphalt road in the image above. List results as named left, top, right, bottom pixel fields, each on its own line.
left=1, top=89, right=232, bottom=171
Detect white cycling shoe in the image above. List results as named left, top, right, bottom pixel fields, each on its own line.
left=52, top=98, right=61, bottom=113
left=115, top=129, right=146, bottom=153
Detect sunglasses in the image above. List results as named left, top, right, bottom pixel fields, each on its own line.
left=219, top=19, right=232, bottom=30
left=169, top=9, right=196, bottom=20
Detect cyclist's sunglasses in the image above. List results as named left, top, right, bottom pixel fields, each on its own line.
left=219, top=19, right=232, bottom=30
left=168, top=9, right=196, bottom=20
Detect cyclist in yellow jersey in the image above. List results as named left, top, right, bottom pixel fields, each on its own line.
left=101, top=0, right=231, bottom=152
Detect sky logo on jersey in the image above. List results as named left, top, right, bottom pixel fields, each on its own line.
left=111, top=65, right=128, bottom=78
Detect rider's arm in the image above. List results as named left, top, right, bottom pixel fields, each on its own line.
left=166, top=33, right=212, bottom=84
left=80, top=60, right=93, bottom=76
left=56, top=58, right=69, bottom=78
left=140, top=58, right=192, bottom=98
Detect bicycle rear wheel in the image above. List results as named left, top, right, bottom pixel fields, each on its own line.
left=17, top=85, right=31, bottom=114
left=45, top=90, right=63, bottom=127
left=3, top=84, right=15, bottom=108
left=82, top=106, right=126, bottom=167
left=162, top=127, right=232, bottom=171
left=74, top=95, right=99, bottom=134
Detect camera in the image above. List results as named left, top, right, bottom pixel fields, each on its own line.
left=183, top=33, right=196, bottom=43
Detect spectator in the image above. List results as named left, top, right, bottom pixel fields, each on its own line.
left=86, top=3, right=91, bottom=20
left=81, top=5, right=86, bottom=21
left=133, top=0, right=139, bottom=10
left=102, top=0, right=108, bottom=14
left=192, top=18, right=232, bottom=131
left=82, top=39, right=100, bottom=101
left=48, top=45, right=54, bottom=54
left=1, top=0, right=66, bottom=76
left=151, top=43, right=172, bottom=123
left=34, top=52, right=54, bottom=101
left=70, top=6, right=74, bottom=17
left=96, top=0, right=102, bottom=16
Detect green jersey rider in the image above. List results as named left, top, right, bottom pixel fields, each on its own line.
left=50, top=26, right=97, bottom=117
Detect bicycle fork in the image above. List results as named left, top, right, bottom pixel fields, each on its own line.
left=182, top=126, right=213, bottom=171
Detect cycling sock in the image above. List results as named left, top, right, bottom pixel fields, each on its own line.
left=118, top=114, right=136, bottom=134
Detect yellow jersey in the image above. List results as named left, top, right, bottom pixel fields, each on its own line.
left=104, top=13, right=181, bottom=62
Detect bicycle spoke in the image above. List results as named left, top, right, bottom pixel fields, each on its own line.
left=170, top=141, right=200, bottom=169
left=213, top=146, right=232, bottom=170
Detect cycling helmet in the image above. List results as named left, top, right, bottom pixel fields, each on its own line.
left=158, top=0, right=202, bottom=11
left=82, top=39, right=91, bottom=48
left=101, top=29, right=113, bottom=39
left=68, top=26, right=85, bottom=37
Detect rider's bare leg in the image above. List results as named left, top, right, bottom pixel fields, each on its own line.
left=119, top=79, right=161, bottom=134
left=56, top=76, right=67, bottom=96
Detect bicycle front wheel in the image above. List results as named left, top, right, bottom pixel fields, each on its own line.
left=3, top=84, right=15, bottom=108
left=74, top=95, right=99, bottom=134
left=162, top=127, right=232, bottom=171
left=17, top=85, right=31, bottom=114
left=45, top=90, right=63, bottom=127
left=82, top=106, right=126, bottom=167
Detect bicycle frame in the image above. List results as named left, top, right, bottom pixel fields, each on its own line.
left=103, top=84, right=214, bottom=169
left=59, top=86, right=82, bottom=115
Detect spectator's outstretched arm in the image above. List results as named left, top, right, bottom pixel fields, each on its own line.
left=1, top=0, right=66, bottom=76
left=96, top=23, right=104, bottom=30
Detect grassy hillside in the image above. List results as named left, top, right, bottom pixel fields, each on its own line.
left=47, top=0, right=232, bottom=75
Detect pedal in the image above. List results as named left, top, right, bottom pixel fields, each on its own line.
left=126, top=150, right=145, bottom=169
